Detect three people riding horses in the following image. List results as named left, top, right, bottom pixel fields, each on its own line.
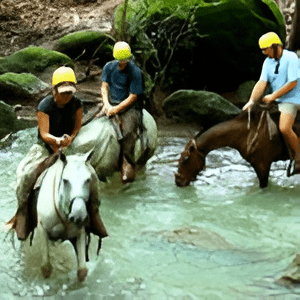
left=243, top=32, right=300, bottom=174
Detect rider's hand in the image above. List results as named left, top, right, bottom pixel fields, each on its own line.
left=107, top=106, right=118, bottom=118
left=243, top=100, right=255, bottom=111
left=263, top=94, right=276, bottom=103
left=60, top=134, right=72, bottom=147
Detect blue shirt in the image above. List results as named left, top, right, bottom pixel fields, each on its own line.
left=259, top=49, right=300, bottom=104
left=102, top=60, right=144, bottom=104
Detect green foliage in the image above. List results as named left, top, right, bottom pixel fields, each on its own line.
left=114, top=0, right=284, bottom=96
left=0, top=46, right=73, bottom=75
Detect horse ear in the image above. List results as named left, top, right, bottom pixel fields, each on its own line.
left=83, top=148, right=94, bottom=162
left=188, top=139, right=197, bottom=153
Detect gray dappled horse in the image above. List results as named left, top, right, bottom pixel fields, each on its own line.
left=175, top=102, right=300, bottom=188
left=36, top=151, right=103, bottom=282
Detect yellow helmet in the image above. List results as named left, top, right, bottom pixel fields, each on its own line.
left=258, top=32, right=283, bottom=49
left=52, top=66, right=77, bottom=86
left=113, top=41, right=131, bottom=60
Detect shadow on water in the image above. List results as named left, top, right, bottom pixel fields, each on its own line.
left=2, top=132, right=300, bottom=299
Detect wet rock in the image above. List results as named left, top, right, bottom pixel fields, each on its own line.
left=0, top=46, right=73, bottom=75
left=278, top=252, right=300, bottom=285
left=162, top=89, right=241, bottom=128
left=0, top=100, right=37, bottom=140
left=0, top=100, right=17, bottom=139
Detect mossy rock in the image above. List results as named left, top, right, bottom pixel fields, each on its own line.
left=0, top=46, right=74, bottom=75
left=54, top=31, right=114, bottom=65
left=0, top=73, right=50, bottom=103
left=115, top=0, right=284, bottom=93
left=162, top=89, right=241, bottom=128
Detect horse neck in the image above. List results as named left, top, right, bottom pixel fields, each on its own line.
left=196, top=119, right=245, bottom=156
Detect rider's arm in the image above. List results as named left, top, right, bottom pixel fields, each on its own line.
left=101, top=82, right=110, bottom=108
left=263, top=80, right=297, bottom=103
left=108, top=93, right=137, bottom=116
left=243, top=80, right=268, bottom=110
left=68, top=107, right=82, bottom=142
left=37, top=111, right=62, bottom=152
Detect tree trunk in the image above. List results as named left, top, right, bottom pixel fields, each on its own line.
left=288, top=0, right=300, bottom=50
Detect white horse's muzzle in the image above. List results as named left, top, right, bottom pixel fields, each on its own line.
left=68, top=198, right=88, bottom=227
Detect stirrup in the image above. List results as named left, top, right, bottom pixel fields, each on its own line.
left=287, top=159, right=300, bottom=177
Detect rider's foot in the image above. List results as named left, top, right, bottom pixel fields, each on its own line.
left=87, top=199, right=108, bottom=239
left=121, top=157, right=136, bottom=183
left=14, top=212, right=29, bottom=240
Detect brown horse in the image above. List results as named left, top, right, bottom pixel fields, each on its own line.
left=175, top=103, right=300, bottom=188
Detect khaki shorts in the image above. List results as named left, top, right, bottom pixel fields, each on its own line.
left=278, top=102, right=300, bottom=120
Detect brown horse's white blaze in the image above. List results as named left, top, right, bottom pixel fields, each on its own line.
left=175, top=139, right=205, bottom=187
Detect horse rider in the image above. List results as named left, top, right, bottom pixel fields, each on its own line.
left=9, top=66, right=107, bottom=241
left=243, top=32, right=300, bottom=174
left=97, top=41, right=144, bottom=183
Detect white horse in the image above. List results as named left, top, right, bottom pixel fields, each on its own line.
left=36, top=151, right=104, bottom=282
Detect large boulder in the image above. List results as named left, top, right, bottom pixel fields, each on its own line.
left=0, top=73, right=50, bottom=103
left=0, top=46, right=73, bottom=75
left=115, top=0, right=284, bottom=93
left=54, top=31, right=114, bottom=65
left=162, top=90, right=241, bottom=128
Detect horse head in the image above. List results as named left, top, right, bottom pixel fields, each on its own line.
left=58, top=150, right=94, bottom=227
left=175, top=139, right=205, bottom=187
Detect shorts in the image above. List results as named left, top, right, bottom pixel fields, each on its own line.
left=278, top=102, right=300, bottom=120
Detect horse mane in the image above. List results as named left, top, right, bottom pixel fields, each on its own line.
left=191, top=101, right=280, bottom=143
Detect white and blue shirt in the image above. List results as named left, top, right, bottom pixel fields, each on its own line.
left=259, top=49, right=300, bottom=104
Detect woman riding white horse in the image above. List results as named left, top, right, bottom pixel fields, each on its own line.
left=8, top=66, right=107, bottom=242
left=36, top=151, right=106, bottom=281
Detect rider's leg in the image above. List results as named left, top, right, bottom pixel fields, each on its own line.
left=119, top=108, right=142, bottom=183
left=279, top=112, right=298, bottom=157
left=278, top=104, right=300, bottom=174
left=8, top=147, right=59, bottom=240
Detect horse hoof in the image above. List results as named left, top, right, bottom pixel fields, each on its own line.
left=77, top=268, right=88, bottom=282
left=41, top=263, right=52, bottom=278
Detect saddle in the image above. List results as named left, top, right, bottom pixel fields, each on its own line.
left=246, top=101, right=300, bottom=177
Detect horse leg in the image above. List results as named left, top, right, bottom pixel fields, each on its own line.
left=251, top=161, right=271, bottom=188
left=38, top=222, right=52, bottom=278
left=76, top=228, right=88, bottom=282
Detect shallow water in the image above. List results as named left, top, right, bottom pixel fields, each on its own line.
left=2, top=128, right=300, bottom=299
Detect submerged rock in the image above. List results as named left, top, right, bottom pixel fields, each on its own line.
left=159, top=226, right=235, bottom=250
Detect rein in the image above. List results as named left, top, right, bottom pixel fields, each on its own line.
left=52, top=163, right=68, bottom=229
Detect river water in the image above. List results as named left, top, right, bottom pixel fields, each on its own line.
left=2, top=127, right=300, bottom=299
